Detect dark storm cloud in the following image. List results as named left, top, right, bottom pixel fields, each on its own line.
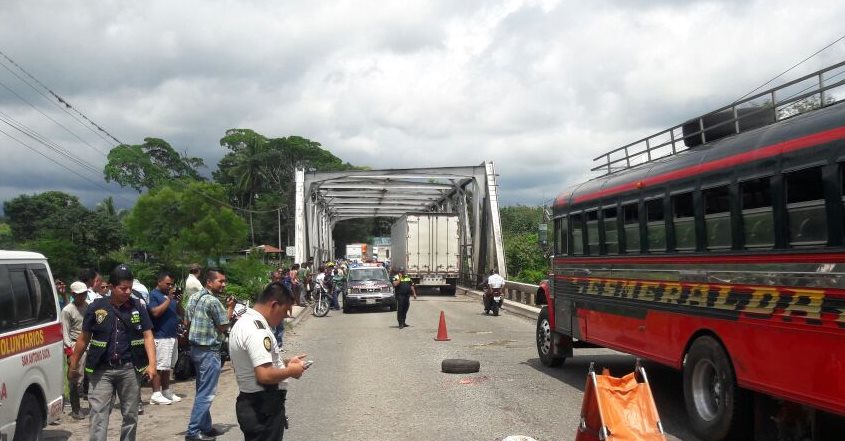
left=1, top=0, right=844, bottom=212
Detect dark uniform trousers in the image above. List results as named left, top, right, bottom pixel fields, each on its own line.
left=236, top=389, right=287, bottom=441
left=396, top=294, right=411, bottom=326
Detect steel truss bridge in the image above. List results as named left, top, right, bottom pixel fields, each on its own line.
left=293, top=162, right=506, bottom=282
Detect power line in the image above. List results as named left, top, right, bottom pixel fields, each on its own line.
left=0, top=126, right=134, bottom=204
left=0, top=76, right=110, bottom=156
left=735, top=31, right=845, bottom=103
left=0, top=48, right=285, bottom=215
left=0, top=49, right=124, bottom=146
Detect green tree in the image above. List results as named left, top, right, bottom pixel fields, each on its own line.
left=104, top=137, right=205, bottom=192
left=125, top=181, right=248, bottom=264
left=3, top=191, right=87, bottom=241
left=214, top=130, right=358, bottom=247
left=499, top=205, right=548, bottom=284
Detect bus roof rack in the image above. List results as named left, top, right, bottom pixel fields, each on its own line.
left=592, top=60, right=845, bottom=176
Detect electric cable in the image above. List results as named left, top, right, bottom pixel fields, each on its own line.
left=735, top=31, right=845, bottom=103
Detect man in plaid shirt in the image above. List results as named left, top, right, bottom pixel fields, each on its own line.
left=184, top=268, right=235, bottom=441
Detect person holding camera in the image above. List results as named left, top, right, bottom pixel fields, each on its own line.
left=67, top=264, right=157, bottom=441
left=147, top=271, right=185, bottom=405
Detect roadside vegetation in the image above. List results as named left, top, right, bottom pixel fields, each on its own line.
left=1, top=129, right=549, bottom=293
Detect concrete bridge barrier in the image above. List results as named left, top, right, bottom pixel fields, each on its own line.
left=456, top=280, right=541, bottom=320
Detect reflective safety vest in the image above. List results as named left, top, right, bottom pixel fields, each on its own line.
left=84, top=297, right=149, bottom=374
left=393, top=274, right=413, bottom=296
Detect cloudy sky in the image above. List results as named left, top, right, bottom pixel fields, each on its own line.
left=1, top=0, right=844, bottom=211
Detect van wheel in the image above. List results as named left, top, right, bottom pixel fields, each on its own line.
left=14, top=392, right=43, bottom=441
left=684, top=336, right=750, bottom=441
left=537, top=306, right=564, bottom=367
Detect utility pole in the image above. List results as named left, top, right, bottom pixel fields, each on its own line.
left=277, top=207, right=282, bottom=252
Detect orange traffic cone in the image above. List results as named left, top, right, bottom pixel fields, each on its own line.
left=435, top=310, right=450, bottom=341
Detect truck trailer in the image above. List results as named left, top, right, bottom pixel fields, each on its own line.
left=390, top=213, right=460, bottom=294
left=345, top=243, right=371, bottom=263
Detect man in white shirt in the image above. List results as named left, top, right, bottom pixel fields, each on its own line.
left=184, top=264, right=204, bottom=301
left=79, top=268, right=103, bottom=303
left=487, top=269, right=505, bottom=289
left=229, top=281, right=307, bottom=440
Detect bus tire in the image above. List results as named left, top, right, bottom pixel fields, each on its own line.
left=537, top=306, right=564, bottom=367
left=683, top=336, right=750, bottom=441
left=14, top=392, right=43, bottom=441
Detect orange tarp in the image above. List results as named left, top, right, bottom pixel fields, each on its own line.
left=576, top=368, right=666, bottom=441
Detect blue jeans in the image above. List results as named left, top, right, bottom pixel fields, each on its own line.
left=186, top=347, right=221, bottom=437
left=274, top=324, right=285, bottom=348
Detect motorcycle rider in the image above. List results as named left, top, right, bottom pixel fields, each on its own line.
left=484, top=269, right=506, bottom=314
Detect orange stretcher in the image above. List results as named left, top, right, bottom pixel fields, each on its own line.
left=575, top=360, right=667, bottom=441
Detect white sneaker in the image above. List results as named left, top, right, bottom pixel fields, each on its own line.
left=162, top=390, right=182, bottom=402
left=149, top=392, right=172, bottom=405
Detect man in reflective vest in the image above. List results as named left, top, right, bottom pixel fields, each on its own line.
left=392, top=267, right=417, bottom=329
left=68, top=264, right=157, bottom=441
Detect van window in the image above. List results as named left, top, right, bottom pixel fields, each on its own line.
left=2, top=264, right=57, bottom=331
left=704, top=186, right=732, bottom=249
left=603, top=207, right=619, bottom=254
left=623, top=203, right=640, bottom=253
left=646, top=199, right=666, bottom=252
left=741, top=177, right=774, bottom=248
left=673, top=192, right=695, bottom=251
left=586, top=211, right=599, bottom=255
left=786, top=167, right=827, bottom=246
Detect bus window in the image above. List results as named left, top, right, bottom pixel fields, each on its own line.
left=704, top=185, right=731, bottom=250
left=646, top=198, right=666, bottom=252
left=673, top=192, right=695, bottom=251
left=555, top=216, right=568, bottom=255
left=785, top=167, right=827, bottom=246
left=603, top=207, right=619, bottom=254
left=623, top=203, right=640, bottom=253
left=571, top=213, right=584, bottom=255
left=586, top=210, right=599, bottom=255
left=741, top=176, right=774, bottom=248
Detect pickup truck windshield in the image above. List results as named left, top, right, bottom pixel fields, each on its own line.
left=348, top=269, right=388, bottom=282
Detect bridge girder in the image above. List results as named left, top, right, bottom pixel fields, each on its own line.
left=294, top=162, right=506, bottom=282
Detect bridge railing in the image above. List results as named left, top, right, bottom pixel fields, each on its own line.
left=457, top=276, right=540, bottom=307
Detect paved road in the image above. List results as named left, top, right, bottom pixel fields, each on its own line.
left=45, top=294, right=702, bottom=440
left=283, top=290, right=699, bottom=441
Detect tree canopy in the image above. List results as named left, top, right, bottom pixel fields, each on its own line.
left=104, top=137, right=205, bottom=192
left=124, top=181, right=248, bottom=264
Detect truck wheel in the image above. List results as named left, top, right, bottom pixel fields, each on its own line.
left=14, top=392, right=43, bottom=441
left=683, top=336, right=750, bottom=441
left=537, top=306, right=564, bottom=367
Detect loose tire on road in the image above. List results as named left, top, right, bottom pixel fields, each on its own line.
left=14, top=392, right=43, bottom=441
left=441, top=359, right=480, bottom=374
left=536, top=306, right=564, bottom=367
left=683, top=335, right=750, bottom=441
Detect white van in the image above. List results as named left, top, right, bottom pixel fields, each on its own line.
left=0, top=251, right=64, bottom=441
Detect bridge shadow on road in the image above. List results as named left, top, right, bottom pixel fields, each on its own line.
left=522, top=353, right=702, bottom=441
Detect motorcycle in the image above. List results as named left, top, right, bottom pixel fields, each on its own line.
left=312, top=284, right=331, bottom=317
left=483, top=286, right=503, bottom=316
left=220, top=298, right=250, bottom=365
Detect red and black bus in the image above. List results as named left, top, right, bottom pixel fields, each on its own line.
left=536, top=62, right=845, bottom=441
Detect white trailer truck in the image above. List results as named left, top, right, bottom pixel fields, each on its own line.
left=390, top=213, right=460, bottom=294
left=345, top=243, right=371, bottom=263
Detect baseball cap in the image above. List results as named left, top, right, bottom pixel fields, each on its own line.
left=110, top=264, right=134, bottom=285
left=70, top=281, right=88, bottom=294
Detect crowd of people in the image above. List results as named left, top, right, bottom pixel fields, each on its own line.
left=58, top=261, right=311, bottom=441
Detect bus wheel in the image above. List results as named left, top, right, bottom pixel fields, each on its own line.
left=536, top=306, right=564, bottom=367
left=14, top=392, right=43, bottom=441
left=683, top=336, right=750, bottom=441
